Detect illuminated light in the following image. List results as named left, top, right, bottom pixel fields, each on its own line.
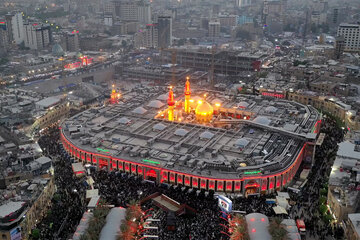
left=252, top=228, right=256, bottom=233
left=261, top=218, right=265, bottom=222
left=96, top=148, right=110, bottom=153
left=243, top=116, right=247, bottom=119
left=142, top=159, right=161, bottom=165
left=250, top=218, right=255, bottom=222
left=198, top=100, right=203, bottom=104
left=189, top=99, right=194, bottom=103
left=215, top=103, right=221, bottom=107
left=0, top=22, right=5, bottom=24
left=244, top=170, right=261, bottom=175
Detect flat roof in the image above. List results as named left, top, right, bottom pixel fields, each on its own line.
left=0, top=201, right=25, bottom=218
left=348, top=213, right=360, bottom=237
left=62, top=87, right=320, bottom=179
left=36, top=96, right=61, bottom=108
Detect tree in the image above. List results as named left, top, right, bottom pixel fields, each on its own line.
left=319, top=196, right=327, bottom=205
left=320, top=188, right=328, bottom=196
left=323, top=214, right=333, bottom=224
left=31, top=229, right=40, bottom=239
left=268, top=217, right=289, bottom=240
left=319, top=204, right=328, bottom=215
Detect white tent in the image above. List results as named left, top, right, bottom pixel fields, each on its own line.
left=99, top=207, right=127, bottom=240
left=272, top=206, right=288, bottom=215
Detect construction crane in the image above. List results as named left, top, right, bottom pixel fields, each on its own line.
left=210, top=45, right=215, bottom=89
left=171, top=49, right=177, bottom=85
left=160, top=48, right=177, bottom=85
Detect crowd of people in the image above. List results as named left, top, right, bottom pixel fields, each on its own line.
left=92, top=170, right=229, bottom=239
left=288, top=117, right=345, bottom=240
left=30, top=117, right=346, bottom=240
left=31, top=126, right=87, bottom=240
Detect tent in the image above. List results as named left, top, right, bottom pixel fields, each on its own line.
left=272, top=206, right=288, bottom=215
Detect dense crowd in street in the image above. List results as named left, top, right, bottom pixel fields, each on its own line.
left=288, top=117, right=345, bottom=240
left=92, top=170, right=228, bottom=240
left=31, top=126, right=87, bottom=240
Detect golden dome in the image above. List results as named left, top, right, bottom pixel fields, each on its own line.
left=195, top=101, right=213, bottom=122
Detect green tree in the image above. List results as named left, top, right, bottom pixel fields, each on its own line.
left=31, top=229, right=40, bottom=239
left=323, top=214, right=333, bottom=223
left=320, top=188, right=328, bottom=196
left=319, top=204, right=328, bottom=215
left=319, top=196, right=327, bottom=205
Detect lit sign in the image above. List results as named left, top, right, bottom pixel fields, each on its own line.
left=244, top=170, right=262, bottom=175
left=261, top=92, right=284, bottom=98
left=217, top=195, right=232, bottom=213
left=142, top=159, right=161, bottom=165
left=96, top=148, right=109, bottom=153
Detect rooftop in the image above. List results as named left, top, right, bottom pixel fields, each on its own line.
left=61, top=86, right=320, bottom=179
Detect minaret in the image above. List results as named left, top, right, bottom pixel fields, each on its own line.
left=167, top=86, right=175, bottom=121
left=110, top=84, right=117, bottom=104
left=184, top=76, right=191, bottom=114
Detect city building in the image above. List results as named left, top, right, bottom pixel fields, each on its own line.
left=24, top=23, right=52, bottom=50
left=162, top=48, right=265, bottom=75
left=208, top=20, right=220, bottom=38
left=337, top=23, right=360, bottom=52
left=5, top=12, right=24, bottom=45
left=236, top=0, right=252, bottom=8
left=60, top=85, right=321, bottom=195
left=334, top=36, right=345, bottom=59
left=0, top=20, right=8, bottom=56
left=346, top=213, right=360, bottom=240
left=137, top=0, right=152, bottom=24
left=114, top=0, right=138, bottom=21
left=63, top=31, right=80, bottom=52
left=157, top=16, right=172, bottom=48
left=328, top=132, right=360, bottom=222
left=218, top=15, right=238, bottom=27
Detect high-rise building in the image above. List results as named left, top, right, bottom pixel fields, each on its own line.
left=236, top=0, right=252, bottom=7
left=0, top=20, right=8, bottom=56
left=337, top=23, right=360, bottom=52
left=114, top=0, right=138, bottom=21
left=208, top=21, right=220, bottom=38
left=334, top=36, right=345, bottom=59
left=63, top=31, right=80, bottom=52
left=24, top=23, right=51, bottom=50
left=157, top=16, right=172, bottom=48
left=144, top=24, right=158, bottom=48
left=138, top=1, right=152, bottom=24
left=5, top=12, right=24, bottom=44
left=134, top=23, right=158, bottom=48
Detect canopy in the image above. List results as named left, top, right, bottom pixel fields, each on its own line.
left=273, top=206, right=288, bottom=215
